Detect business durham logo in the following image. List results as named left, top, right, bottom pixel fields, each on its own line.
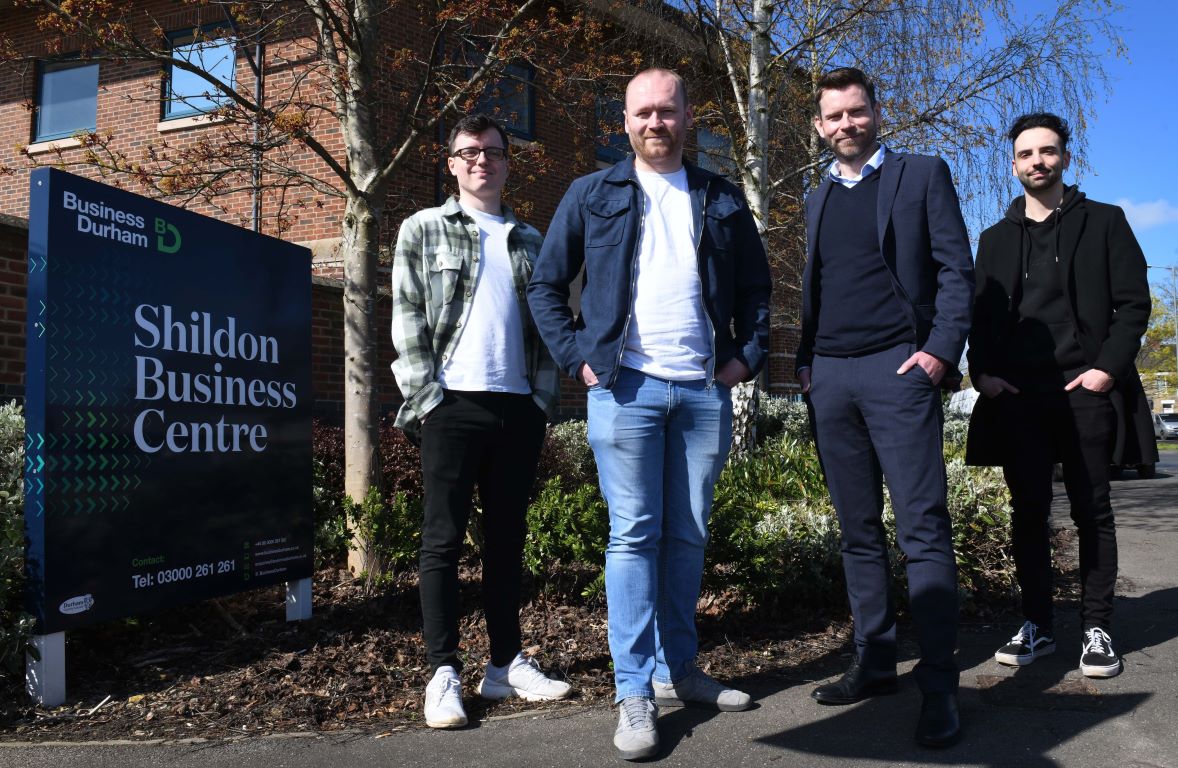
left=62, top=190, right=182, bottom=254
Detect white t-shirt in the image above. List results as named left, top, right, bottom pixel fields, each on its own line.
left=438, top=205, right=531, bottom=394
left=620, top=168, right=710, bottom=380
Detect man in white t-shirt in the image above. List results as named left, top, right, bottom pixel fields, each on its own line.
left=391, top=114, right=568, bottom=730
left=528, top=70, right=772, bottom=760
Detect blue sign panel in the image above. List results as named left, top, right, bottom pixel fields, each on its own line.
left=25, top=168, right=313, bottom=633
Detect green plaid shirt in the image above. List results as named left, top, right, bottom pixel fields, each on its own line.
left=390, top=196, right=559, bottom=433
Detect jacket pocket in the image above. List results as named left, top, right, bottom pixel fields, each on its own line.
left=429, top=250, right=464, bottom=306
left=703, top=199, right=741, bottom=253
left=585, top=196, right=630, bottom=247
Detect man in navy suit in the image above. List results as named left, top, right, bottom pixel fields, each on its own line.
left=797, top=67, right=974, bottom=748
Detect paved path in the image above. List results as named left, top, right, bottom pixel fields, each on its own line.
left=4, top=452, right=1177, bottom=768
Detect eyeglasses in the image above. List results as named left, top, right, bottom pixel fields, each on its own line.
left=451, top=146, right=507, bottom=162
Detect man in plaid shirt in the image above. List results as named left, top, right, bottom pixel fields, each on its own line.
left=390, top=113, right=568, bottom=730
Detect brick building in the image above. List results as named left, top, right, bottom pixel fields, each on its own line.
left=0, top=0, right=803, bottom=419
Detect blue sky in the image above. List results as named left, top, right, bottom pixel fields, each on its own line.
left=1036, top=1, right=1178, bottom=281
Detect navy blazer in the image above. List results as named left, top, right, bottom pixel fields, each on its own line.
left=796, top=152, right=974, bottom=379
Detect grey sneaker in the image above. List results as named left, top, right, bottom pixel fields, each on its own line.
left=613, top=696, right=659, bottom=761
left=653, top=665, right=752, bottom=711
left=423, top=665, right=467, bottom=729
left=477, top=652, right=573, bottom=701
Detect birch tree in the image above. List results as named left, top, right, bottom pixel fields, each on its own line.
left=687, top=0, right=1122, bottom=303
left=3, top=0, right=600, bottom=574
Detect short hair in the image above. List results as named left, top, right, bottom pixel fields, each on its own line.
left=1007, top=112, right=1070, bottom=153
left=813, top=67, right=877, bottom=113
left=447, top=113, right=509, bottom=155
left=625, top=68, right=689, bottom=110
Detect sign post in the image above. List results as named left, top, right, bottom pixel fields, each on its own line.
left=24, top=169, right=314, bottom=705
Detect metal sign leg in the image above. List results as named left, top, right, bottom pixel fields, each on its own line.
left=286, top=577, right=313, bottom=621
left=26, top=632, right=66, bottom=707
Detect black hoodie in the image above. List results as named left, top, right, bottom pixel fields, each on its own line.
left=1001, top=185, right=1088, bottom=389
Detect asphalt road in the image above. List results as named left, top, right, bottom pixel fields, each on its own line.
left=4, top=451, right=1177, bottom=768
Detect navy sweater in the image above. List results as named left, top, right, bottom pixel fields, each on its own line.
left=813, top=173, right=913, bottom=357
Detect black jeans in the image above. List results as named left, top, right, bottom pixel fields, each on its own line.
left=999, top=387, right=1117, bottom=633
left=418, top=389, right=547, bottom=673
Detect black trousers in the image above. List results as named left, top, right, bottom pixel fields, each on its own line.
left=808, top=344, right=959, bottom=694
left=999, top=387, right=1117, bottom=633
left=418, top=389, right=547, bottom=673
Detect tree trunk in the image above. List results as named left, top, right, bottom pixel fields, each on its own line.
left=342, top=194, right=382, bottom=574
left=730, top=0, right=774, bottom=457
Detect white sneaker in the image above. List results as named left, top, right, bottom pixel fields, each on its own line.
left=477, top=652, right=573, bottom=701
left=423, top=665, right=467, bottom=728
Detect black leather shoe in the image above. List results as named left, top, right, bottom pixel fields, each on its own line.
left=811, top=660, right=898, bottom=705
left=915, top=692, right=960, bottom=748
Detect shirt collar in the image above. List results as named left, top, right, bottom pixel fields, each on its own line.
left=828, top=144, right=886, bottom=187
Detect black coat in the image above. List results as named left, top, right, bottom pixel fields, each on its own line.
left=965, top=188, right=1158, bottom=467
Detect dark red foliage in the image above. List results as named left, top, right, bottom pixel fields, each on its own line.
left=313, top=419, right=423, bottom=504
left=377, top=421, right=424, bottom=499
left=312, top=419, right=345, bottom=499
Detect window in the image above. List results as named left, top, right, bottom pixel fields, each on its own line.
left=165, top=26, right=236, bottom=120
left=34, top=60, right=98, bottom=142
left=476, top=63, right=535, bottom=139
left=595, top=95, right=629, bottom=164
left=696, top=126, right=737, bottom=176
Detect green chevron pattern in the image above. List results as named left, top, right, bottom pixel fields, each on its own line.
left=39, top=246, right=148, bottom=518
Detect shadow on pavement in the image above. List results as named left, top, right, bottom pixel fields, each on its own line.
left=744, top=585, right=1177, bottom=767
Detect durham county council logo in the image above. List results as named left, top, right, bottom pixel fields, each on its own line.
left=58, top=594, right=95, bottom=615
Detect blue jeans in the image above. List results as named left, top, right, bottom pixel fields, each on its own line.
left=587, top=367, right=733, bottom=702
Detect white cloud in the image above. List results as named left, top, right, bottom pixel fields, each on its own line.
left=1114, top=198, right=1178, bottom=230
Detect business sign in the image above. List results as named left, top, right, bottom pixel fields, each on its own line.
left=25, top=168, right=313, bottom=634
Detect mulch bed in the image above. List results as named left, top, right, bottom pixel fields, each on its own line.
left=0, top=565, right=853, bottom=742
left=0, top=529, right=1077, bottom=743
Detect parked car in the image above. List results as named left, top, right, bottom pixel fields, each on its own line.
left=1157, top=413, right=1178, bottom=440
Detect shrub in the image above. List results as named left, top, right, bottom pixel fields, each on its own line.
left=942, top=410, right=971, bottom=461
left=345, top=486, right=423, bottom=593
left=705, top=435, right=845, bottom=608
left=705, top=407, right=1014, bottom=612
left=377, top=420, right=424, bottom=499
left=944, top=458, right=1015, bottom=607
left=755, top=396, right=812, bottom=444
left=524, top=476, right=608, bottom=597
left=312, top=420, right=348, bottom=567
left=312, top=418, right=425, bottom=568
left=0, top=401, right=34, bottom=676
left=534, top=419, right=597, bottom=492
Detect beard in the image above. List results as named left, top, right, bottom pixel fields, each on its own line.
left=829, top=127, right=877, bottom=163
left=630, top=129, right=684, bottom=166
left=1017, top=165, right=1062, bottom=191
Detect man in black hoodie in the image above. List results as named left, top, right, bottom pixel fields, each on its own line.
left=966, top=112, right=1155, bottom=679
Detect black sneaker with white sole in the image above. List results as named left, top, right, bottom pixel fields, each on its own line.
left=994, top=620, right=1056, bottom=666
left=1080, top=627, right=1122, bottom=678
